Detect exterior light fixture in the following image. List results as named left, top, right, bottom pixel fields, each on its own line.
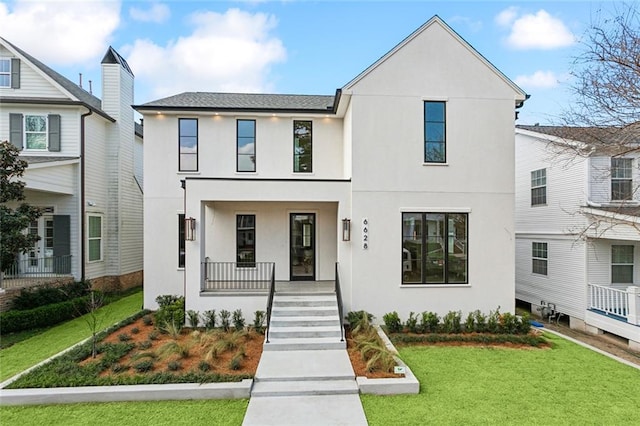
left=342, top=218, right=351, bottom=241
left=185, top=217, right=196, bottom=241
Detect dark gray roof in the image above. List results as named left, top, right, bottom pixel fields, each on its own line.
left=136, top=92, right=336, bottom=112
left=1, top=37, right=103, bottom=112
left=102, top=46, right=134, bottom=76
left=517, top=124, right=640, bottom=147
left=20, top=156, right=79, bottom=164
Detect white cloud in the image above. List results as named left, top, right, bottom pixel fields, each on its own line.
left=497, top=9, right=575, bottom=50
left=124, top=8, right=286, bottom=100
left=514, top=70, right=566, bottom=89
left=0, top=0, right=120, bottom=65
left=130, top=2, right=170, bottom=23
left=449, top=16, right=482, bottom=32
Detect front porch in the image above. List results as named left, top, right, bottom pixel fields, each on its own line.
left=1, top=255, right=73, bottom=290
left=587, top=283, right=640, bottom=349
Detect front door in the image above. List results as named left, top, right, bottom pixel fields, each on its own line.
left=24, top=216, right=54, bottom=273
left=290, top=213, right=315, bottom=281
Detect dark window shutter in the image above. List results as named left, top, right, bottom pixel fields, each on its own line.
left=53, top=215, right=71, bottom=274
left=10, top=58, right=20, bottom=89
left=9, top=113, right=23, bottom=150
left=48, top=114, right=61, bottom=152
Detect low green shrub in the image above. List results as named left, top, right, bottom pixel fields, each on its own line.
left=133, top=360, right=154, bottom=373
left=346, top=310, right=374, bottom=329
left=154, top=295, right=185, bottom=329
left=253, top=310, right=266, bottom=334
left=117, top=333, right=131, bottom=342
left=382, top=311, right=403, bottom=333
left=12, top=280, right=90, bottom=310
left=142, top=315, right=153, bottom=326
left=219, top=310, right=231, bottom=332
left=186, top=310, right=200, bottom=328
left=131, top=327, right=140, bottom=335
left=0, top=296, right=90, bottom=334
left=198, top=361, right=211, bottom=372
left=203, top=310, right=216, bottom=329
left=167, top=361, right=182, bottom=372
left=420, top=311, right=440, bottom=333
left=138, top=341, right=152, bottom=350
left=442, top=311, right=462, bottom=334
left=232, top=309, right=245, bottom=331
left=389, top=332, right=548, bottom=347
left=405, top=312, right=419, bottom=333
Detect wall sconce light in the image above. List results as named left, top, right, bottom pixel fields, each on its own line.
left=185, top=217, right=196, bottom=241
left=342, top=218, right=351, bottom=241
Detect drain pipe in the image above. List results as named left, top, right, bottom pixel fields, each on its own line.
left=80, top=108, right=93, bottom=282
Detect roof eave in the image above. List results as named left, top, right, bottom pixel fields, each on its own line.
left=0, top=97, right=115, bottom=122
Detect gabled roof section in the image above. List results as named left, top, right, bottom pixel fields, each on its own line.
left=342, top=15, right=528, bottom=105
left=135, top=92, right=336, bottom=113
left=517, top=125, right=640, bottom=153
left=102, top=46, right=134, bottom=76
left=0, top=37, right=113, bottom=121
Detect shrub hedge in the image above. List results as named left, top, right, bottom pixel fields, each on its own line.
left=0, top=296, right=91, bottom=334
left=12, top=281, right=91, bottom=310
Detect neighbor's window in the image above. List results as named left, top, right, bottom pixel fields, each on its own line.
left=611, top=158, right=632, bottom=201
left=0, top=58, right=10, bottom=87
left=179, top=118, right=198, bottom=171
left=532, top=242, right=548, bottom=275
left=178, top=213, right=185, bottom=268
left=424, top=101, right=446, bottom=163
left=294, top=120, right=312, bottom=173
left=531, top=168, right=547, bottom=206
left=237, top=214, right=255, bottom=267
left=88, top=215, right=103, bottom=262
left=611, top=245, right=634, bottom=283
left=25, top=115, right=47, bottom=150
left=237, top=119, right=256, bottom=172
left=402, top=212, right=467, bottom=284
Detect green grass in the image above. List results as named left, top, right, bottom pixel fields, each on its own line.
left=361, top=333, right=640, bottom=425
left=0, top=399, right=248, bottom=425
left=0, top=291, right=142, bottom=382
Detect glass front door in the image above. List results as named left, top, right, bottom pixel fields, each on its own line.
left=23, top=216, right=54, bottom=273
left=290, top=213, right=315, bottom=280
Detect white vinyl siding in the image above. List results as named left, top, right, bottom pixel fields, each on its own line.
left=0, top=46, right=67, bottom=98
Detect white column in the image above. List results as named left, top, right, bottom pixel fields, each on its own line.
left=627, top=286, right=640, bottom=325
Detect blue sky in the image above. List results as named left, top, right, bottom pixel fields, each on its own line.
left=0, top=1, right=620, bottom=124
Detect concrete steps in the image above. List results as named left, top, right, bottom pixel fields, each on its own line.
left=262, top=337, right=346, bottom=351
left=251, top=379, right=358, bottom=397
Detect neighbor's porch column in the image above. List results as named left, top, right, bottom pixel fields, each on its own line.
left=627, top=286, right=640, bottom=325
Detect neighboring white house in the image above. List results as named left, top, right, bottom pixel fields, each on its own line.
left=0, top=38, right=143, bottom=291
left=515, top=125, right=640, bottom=350
left=136, top=16, right=527, bottom=320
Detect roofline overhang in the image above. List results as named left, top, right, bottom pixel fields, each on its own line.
left=581, top=206, right=640, bottom=225
left=0, top=97, right=115, bottom=122
left=133, top=105, right=337, bottom=115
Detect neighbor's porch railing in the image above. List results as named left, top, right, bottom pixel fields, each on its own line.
left=1, top=255, right=73, bottom=289
left=588, top=283, right=640, bottom=325
left=201, top=260, right=275, bottom=291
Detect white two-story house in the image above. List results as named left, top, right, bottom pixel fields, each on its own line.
left=137, top=16, right=527, bottom=320
left=0, top=38, right=143, bottom=292
left=516, top=125, right=640, bottom=350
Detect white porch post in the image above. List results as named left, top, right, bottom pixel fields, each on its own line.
left=627, top=286, right=640, bottom=325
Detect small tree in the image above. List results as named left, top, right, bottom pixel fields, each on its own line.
left=0, top=141, right=41, bottom=274
left=83, top=290, right=106, bottom=358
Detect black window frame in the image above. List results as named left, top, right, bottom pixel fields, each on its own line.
left=532, top=242, right=548, bottom=276
left=531, top=168, right=547, bottom=206
left=401, top=212, right=468, bottom=285
left=236, top=214, right=256, bottom=267
left=424, top=101, right=446, bottom=163
left=237, top=119, right=256, bottom=172
left=178, top=118, right=198, bottom=172
left=178, top=213, right=185, bottom=268
left=611, top=158, right=633, bottom=201
left=293, top=120, right=313, bottom=173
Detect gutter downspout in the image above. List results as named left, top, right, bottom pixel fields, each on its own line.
left=81, top=108, right=93, bottom=282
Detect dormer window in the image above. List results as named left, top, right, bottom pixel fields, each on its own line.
left=611, top=158, right=632, bottom=201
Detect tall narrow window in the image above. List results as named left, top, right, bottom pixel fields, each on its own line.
left=179, top=118, right=198, bottom=171
left=0, top=58, right=10, bottom=87
left=424, top=101, right=446, bottom=163
left=611, top=245, right=634, bottom=283
left=531, top=168, right=547, bottom=206
left=611, top=158, right=632, bottom=201
left=178, top=213, right=185, bottom=268
left=532, top=242, right=548, bottom=275
left=25, top=115, right=47, bottom=150
left=237, top=214, right=255, bottom=267
left=402, top=212, right=467, bottom=284
left=237, top=119, right=256, bottom=172
left=293, top=120, right=312, bottom=173
left=88, top=215, right=102, bottom=262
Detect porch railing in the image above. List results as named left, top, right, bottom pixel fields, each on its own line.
left=2, top=255, right=72, bottom=279
left=588, top=283, right=630, bottom=319
left=265, top=264, right=276, bottom=343
left=335, top=262, right=345, bottom=342
left=201, top=261, right=275, bottom=291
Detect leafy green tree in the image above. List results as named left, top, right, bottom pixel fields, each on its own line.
left=0, top=141, right=41, bottom=273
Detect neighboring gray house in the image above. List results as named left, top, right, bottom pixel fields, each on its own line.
left=0, top=38, right=143, bottom=291
left=515, top=125, right=640, bottom=350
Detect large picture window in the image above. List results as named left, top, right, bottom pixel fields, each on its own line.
left=402, top=212, right=467, bottom=284
left=532, top=242, right=548, bottom=275
left=237, top=119, right=256, bottom=172
left=611, top=158, right=632, bottom=201
left=179, top=118, right=198, bottom=171
left=237, top=214, right=255, bottom=267
left=88, top=215, right=102, bottom=262
left=424, top=101, right=446, bottom=163
left=531, top=168, right=547, bottom=206
left=611, top=245, right=633, bottom=283
left=178, top=213, right=185, bottom=268
left=293, top=120, right=312, bottom=173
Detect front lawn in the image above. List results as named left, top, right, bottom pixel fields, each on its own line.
left=361, top=333, right=640, bottom=425
left=0, top=291, right=142, bottom=382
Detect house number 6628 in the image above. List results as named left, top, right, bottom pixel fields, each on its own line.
left=362, top=218, right=369, bottom=250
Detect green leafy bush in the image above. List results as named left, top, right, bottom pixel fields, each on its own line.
left=405, top=312, right=419, bottom=333
left=442, top=311, right=462, bottom=333
left=198, top=361, right=211, bottom=372
left=12, top=280, right=90, bottom=310
left=154, top=295, right=185, bottom=329
left=167, top=361, right=182, bottom=372
left=382, top=311, right=403, bottom=333
left=142, top=315, right=153, bottom=326
left=186, top=310, right=200, bottom=328
left=117, top=333, right=132, bottom=342
left=219, top=310, right=231, bottom=332
left=253, top=310, right=266, bottom=334
left=0, top=296, right=90, bottom=333
left=420, top=311, right=440, bottom=333
left=346, top=310, right=374, bottom=329
left=138, top=341, right=152, bottom=350
left=203, top=310, right=216, bottom=329
left=232, top=309, right=245, bottom=331
left=133, top=360, right=154, bottom=373
left=131, top=327, right=140, bottom=334
left=473, top=310, right=487, bottom=332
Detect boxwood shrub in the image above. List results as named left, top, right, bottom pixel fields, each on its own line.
left=0, top=296, right=91, bottom=333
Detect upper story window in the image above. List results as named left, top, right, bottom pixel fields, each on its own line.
left=532, top=242, right=548, bottom=276
left=179, top=118, right=198, bottom=171
left=237, top=119, right=256, bottom=172
left=424, top=101, right=446, bottom=163
left=87, top=215, right=103, bottom=262
left=293, top=120, right=312, bottom=173
left=25, top=115, right=47, bottom=150
left=531, top=168, right=547, bottom=206
left=611, top=158, right=632, bottom=201
left=611, top=245, right=633, bottom=283
left=0, top=58, right=10, bottom=87
left=9, top=113, right=60, bottom=152
left=402, top=212, right=467, bottom=284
